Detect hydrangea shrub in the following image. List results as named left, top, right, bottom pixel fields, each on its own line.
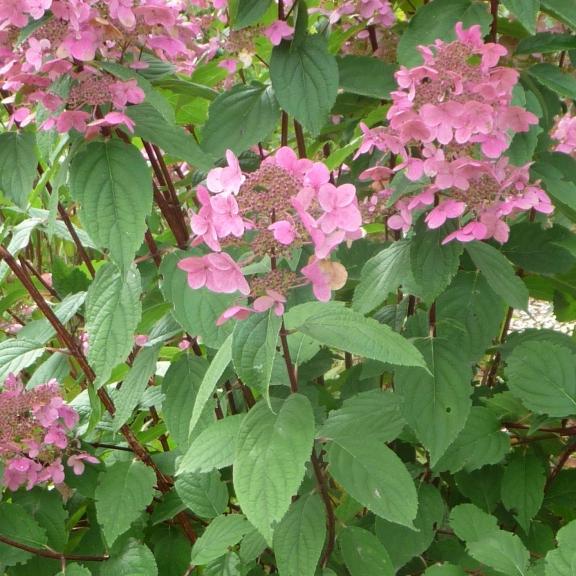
left=1, top=0, right=576, bottom=574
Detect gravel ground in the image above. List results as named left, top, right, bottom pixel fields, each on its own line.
left=510, top=299, right=576, bottom=335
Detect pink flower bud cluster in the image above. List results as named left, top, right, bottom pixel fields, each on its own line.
left=0, top=0, right=221, bottom=136
left=357, top=23, right=553, bottom=244
left=0, top=373, right=97, bottom=491
left=178, top=148, right=363, bottom=323
left=551, top=112, right=576, bottom=155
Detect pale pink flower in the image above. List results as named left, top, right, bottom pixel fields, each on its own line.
left=177, top=253, right=250, bottom=295
left=425, top=199, right=466, bottom=229
left=67, top=453, right=99, bottom=475
left=253, top=290, right=286, bottom=315
left=216, top=305, right=252, bottom=325
left=317, top=183, right=362, bottom=234
left=135, top=334, right=149, bottom=347
left=110, top=80, right=145, bottom=108
left=442, top=221, right=488, bottom=244
left=178, top=339, right=191, bottom=350
left=302, top=258, right=348, bottom=302
left=206, top=150, right=245, bottom=195
left=268, top=220, right=296, bottom=245
left=264, top=21, right=294, bottom=46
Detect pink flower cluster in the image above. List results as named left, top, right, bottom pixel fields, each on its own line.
left=0, top=0, right=222, bottom=136
left=357, top=23, right=553, bottom=244
left=323, top=0, right=395, bottom=28
left=178, top=148, right=363, bottom=323
left=0, top=374, right=97, bottom=491
left=551, top=112, right=576, bottom=155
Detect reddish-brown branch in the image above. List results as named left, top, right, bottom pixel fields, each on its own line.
left=0, top=534, right=109, bottom=562
left=0, top=247, right=196, bottom=541
left=547, top=440, right=576, bottom=489
left=312, top=451, right=336, bottom=567
left=489, top=0, right=499, bottom=42
left=294, top=121, right=307, bottom=158
left=281, top=112, right=289, bottom=147
left=56, top=202, right=96, bottom=278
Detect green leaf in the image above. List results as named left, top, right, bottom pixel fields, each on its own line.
left=204, top=552, right=243, bottom=576
left=327, top=436, right=418, bottom=527
left=339, top=526, right=394, bottom=576
left=435, top=407, right=509, bottom=473
left=85, top=263, right=142, bottom=387
left=70, top=139, right=153, bottom=271
left=545, top=519, right=576, bottom=576
left=162, top=354, right=210, bottom=449
left=239, top=527, right=267, bottom=563
left=528, top=64, right=576, bottom=99
left=353, top=241, right=414, bottom=314
left=449, top=504, right=499, bottom=543
left=517, top=33, right=576, bottom=54
left=425, top=565, right=467, bottom=576
left=501, top=452, right=546, bottom=531
left=101, top=538, right=158, bottom=576
left=188, top=335, right=232, bottom=437
left=410, top=220, right=463, bottom=303
left=541, top=0, right=576, bottom=29
left=337, top=56, right=397, bottom=99
left=160, top=251, right=234, bottom=349
left=502, top=0, right=540, bottom=33
left=233, top=395, right=315, bottom=543
left=502, top=224, right=574, bottom=274
left=270, top=34, right=339, bottom=135
left=0, top=503, right=47, bottom=549
left=14, top=489, right=68, bottom=551
left=395, top=338, right=472, bottom=466
left=375, top=484, right=445, bottom=570
left=295, top=307, right=427, bottom=369
left=95, top=460, right=156, bottom=547
left=466, top=242, right=528, bottom=310
left=113, top=345, right=160, bottom=431
left=505, top=341, right=576, bottom=417
left=232, top=309, right=281, bottom=397
left=232, top=0, right=273, bottom=29
left=0, top=338, right=45, bottom=382
left=175, top=471, right=228, bottom=519
left=178, top=414, right=244, bottom=474
left=201, top=83, right=279, bottom=157
left=436, top=272, right=506, bottom=362
left=0, top=132, right=37, bottom=207
left=273, top=494, right=326, bottom=576
left=153, top=534, right=192, bottom=576
left=57, top=565, right=91, bottom=576
left=318, top=389, right=405, bottom=443
left=191, top=514, right=250, bottom=565
left=455, top=466, right=503, bottom=513
left=467, top=531, right=530, bottom=576
left=126, top=103, right=213, bottom=170
left=397, top=0, right=491, bottom=66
